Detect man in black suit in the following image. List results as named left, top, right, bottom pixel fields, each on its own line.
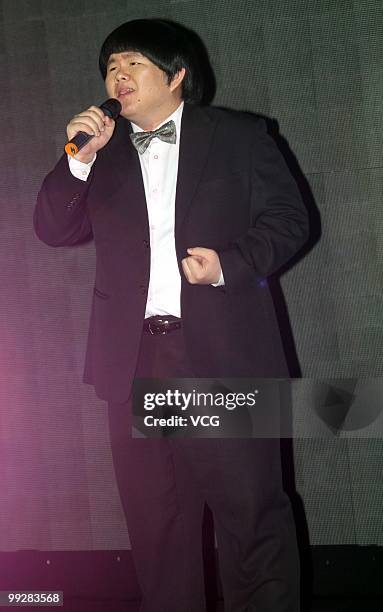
left=35, top=19, right=308, bottom=612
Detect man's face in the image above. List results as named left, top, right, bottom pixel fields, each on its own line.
left=105, top=51, right=184, bottom=130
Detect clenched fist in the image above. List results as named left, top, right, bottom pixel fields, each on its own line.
left=66, top=105, right=116, bottom=163
left=181, top=247, right=222, bottom=285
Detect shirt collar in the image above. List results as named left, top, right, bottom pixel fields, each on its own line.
left=130, top=101, right=184, bottom=137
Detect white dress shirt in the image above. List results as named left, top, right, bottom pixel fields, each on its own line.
left=68, top=101, right=223, bottom=318
left=130, top=102, right=184, bottom=317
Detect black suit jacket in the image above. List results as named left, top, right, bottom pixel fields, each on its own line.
left=34, top=103, right=309, bottom=401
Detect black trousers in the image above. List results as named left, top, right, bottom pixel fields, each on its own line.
left=107, top=327, right=300, bottom=612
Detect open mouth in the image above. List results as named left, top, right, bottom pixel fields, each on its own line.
left=118, top=88, right=135, bottom=97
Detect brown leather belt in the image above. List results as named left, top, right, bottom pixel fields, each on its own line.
left=143, top=316, right=182, bottom=335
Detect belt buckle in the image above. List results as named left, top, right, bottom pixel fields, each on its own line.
left=148, top=320, right=167, bottom=335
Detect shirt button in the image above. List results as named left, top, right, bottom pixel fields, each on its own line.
left=153, top=155, right=159, bottom=160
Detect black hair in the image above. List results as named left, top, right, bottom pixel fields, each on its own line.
left=99, top=19, right=205, bottom=104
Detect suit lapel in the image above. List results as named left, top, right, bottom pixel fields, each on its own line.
left=175, top=104, right=217, bottom=234
left=104, top=116, right=148, bottom=229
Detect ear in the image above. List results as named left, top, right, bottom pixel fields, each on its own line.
left=169, top=67, right=186, bottom=92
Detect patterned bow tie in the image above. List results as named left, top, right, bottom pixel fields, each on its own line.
left=130, top=120, right=177, bottom=154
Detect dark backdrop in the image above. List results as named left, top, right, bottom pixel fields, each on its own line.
left=0, top=0, right=382, bottom=550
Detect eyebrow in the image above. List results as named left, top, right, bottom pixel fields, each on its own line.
left=107, top=52, right=143, bottom=66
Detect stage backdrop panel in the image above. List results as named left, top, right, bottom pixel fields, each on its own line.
left=0, top=0, right=382, bottom=549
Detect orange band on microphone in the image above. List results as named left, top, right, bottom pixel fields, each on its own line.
left=65, top=142, right=79, bottom=157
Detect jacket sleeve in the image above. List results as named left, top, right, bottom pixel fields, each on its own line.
left=218, top=119, right=309, bottom=293
left=34, top=153, right=93, bottom=247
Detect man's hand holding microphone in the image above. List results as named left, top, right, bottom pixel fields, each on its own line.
left=64, top=99, right=121, bottom=163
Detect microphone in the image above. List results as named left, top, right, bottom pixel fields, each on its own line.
left=64, top=98, right=122, bottom=157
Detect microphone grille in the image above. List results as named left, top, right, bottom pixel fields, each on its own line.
left=100, top=98, right=122, bottom=119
